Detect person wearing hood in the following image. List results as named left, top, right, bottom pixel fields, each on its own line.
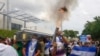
left=0, top=36, right=18, bottom=56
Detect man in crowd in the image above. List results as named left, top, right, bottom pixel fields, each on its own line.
left=0, top=36, right=18, bottom=56
left=51, top=30, right=68, bottom=56
left=24, top=34, right=41, bottom=56
left=44, top=36, right=52, bottom=56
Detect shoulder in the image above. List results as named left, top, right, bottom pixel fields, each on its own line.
left=5, top=45, right=18, bottom=56
left=24, top=41, right=31, bottom=47
left=36, top=42, right=41, bottom=46
left=6, top=45, right=17, bottom=52
left=6, top=45, right=14, bottom=49
left=36, top=42, right=41, bottom=49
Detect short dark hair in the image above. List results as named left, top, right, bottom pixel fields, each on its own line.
left=32, top=34, right=38, bottom=38
left=33, top=34, right=38, bottom=37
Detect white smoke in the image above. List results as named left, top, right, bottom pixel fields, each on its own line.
left=10, top=0, right=78, bottom=28
left=52, top=0, right=77, bottom=18
left=45, top=0, right=78, bottom=28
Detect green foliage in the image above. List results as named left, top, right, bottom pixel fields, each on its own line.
left=63, top=30, right=69, bottom=37
left=63, top=30, right=79, bottom=37
left=0, top=29, right=17, bottom=38
left=82, top=16, right=100, bottom=40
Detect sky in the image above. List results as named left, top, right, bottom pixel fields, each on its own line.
left=63, top=0, right=100, bottom=34
left=0, top=0, right=100, bottom=35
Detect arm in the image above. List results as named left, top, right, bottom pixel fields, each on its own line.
left=61, top=35, right=69, bottom=44
left=22, top=42, right=28, bottom=56
left=51, top=42, right=57, bottom=56
left=22, top=48, right=26, bottom=56
left=35, top=50, right=41, bottom=56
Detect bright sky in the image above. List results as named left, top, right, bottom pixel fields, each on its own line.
left=1, top=0, right=100, bottom=35
left=63, top=0, right=100, bottom=34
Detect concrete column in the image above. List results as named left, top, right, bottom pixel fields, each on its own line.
left=3, top=15, right=5, bottom=29
left=24, top=21, right=26, bottom=28
left=7, top=16, right=11, bottom=30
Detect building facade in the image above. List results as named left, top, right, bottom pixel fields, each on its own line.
left=0, top=0, right=54, bottom=35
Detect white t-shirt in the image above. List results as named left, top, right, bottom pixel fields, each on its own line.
left=45, top=48, right=50, bottom=55
left=44, top=42, right=50, bottom=55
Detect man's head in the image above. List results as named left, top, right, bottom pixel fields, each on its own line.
left=84, top=42, right=91, bottom=47
left=32, top=34, right=38, bottom=42
left=32, top=34, right=37, bottom=38
left=77, top=42, right=82, bottom=46
left=46, top=36, right=50, bottom=40
left=56, top=31, right=62, bottom=36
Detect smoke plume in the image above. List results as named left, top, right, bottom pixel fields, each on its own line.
left=46, top=0, right=78, bottom=30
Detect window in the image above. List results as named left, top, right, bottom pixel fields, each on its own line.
left=11, top=23, right=22, bottom=30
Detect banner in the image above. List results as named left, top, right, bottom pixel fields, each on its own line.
left=80, top=35, right=87, bottom=42
left=70, top=46, right=96, bottom=56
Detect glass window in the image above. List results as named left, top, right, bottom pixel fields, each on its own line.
left=11, top=23, right=22, bottom=30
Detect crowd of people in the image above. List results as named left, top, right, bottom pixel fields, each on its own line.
left=0, top=31, right=100, bottom=56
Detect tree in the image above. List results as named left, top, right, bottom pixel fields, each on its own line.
left=63, top=30, right=79, bottom=38
left=0, top=29, right=17, bottom=38
left=82, top=16, right=100, bottom=40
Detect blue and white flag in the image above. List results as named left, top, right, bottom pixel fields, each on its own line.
left=80, top=35, right=87, bottom=42
left=70, top=46, right=97, bottom=56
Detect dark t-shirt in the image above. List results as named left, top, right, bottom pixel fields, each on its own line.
left=34, top=42, right=41, bottom=54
